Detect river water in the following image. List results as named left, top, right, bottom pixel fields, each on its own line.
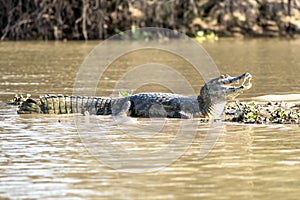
left=0, top=39, right=300, bottom=199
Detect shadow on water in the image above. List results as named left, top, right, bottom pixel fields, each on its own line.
left=0, top=40, right=300, bottom=199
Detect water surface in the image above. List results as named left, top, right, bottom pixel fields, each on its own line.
left=0, top=40, right=300, bottom=199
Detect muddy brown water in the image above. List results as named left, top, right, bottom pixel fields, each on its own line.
left=0, top=39, right=300, bottom=199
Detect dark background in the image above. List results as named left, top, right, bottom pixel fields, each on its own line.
left=1, top=0, right=300, bottom=40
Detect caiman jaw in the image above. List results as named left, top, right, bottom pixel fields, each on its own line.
left=221, top=73, right=252, bottom=99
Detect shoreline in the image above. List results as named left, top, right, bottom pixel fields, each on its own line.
left=1, top=0, right=300, bottom=41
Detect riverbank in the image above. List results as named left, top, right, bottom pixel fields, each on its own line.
left=1, top=0, right=300, bottom=40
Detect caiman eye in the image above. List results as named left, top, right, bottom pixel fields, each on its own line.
left=221, top=74, right=229, bottom=79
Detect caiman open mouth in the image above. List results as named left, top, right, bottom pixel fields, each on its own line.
left=220, top=73, right=252, bottom=99
left=222, top=73, right=252, bottom=90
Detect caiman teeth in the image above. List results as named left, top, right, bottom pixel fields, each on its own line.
left=243, top=76, right=252, bottom=89
left=245, top=82, right=252, bottom=89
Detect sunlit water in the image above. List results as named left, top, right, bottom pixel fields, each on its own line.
left=0, top=40, right=300, bottom=199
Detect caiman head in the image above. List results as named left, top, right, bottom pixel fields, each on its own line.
left=198, top=73, right=252, bottom=117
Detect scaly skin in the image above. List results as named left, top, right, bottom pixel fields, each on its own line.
left=17, top=95, right=114, bottom=115
left=14, top=73, right=253, bottom=119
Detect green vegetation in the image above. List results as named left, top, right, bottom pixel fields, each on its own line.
left=119, top=91, right=133, bottom=97
left=195, top=31, right=218, bottom=42
left=225, top=101, right=300, bottom=124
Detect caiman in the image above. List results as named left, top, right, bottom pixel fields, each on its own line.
left=8, top=73, right=300, bottom=124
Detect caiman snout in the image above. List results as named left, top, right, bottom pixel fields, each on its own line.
left=201, top=72, right=253, bottom=102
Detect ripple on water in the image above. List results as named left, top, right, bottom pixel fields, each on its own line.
left=1, top=102, right=300, bottom=199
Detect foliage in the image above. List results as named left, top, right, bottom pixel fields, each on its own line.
left=119, top=90, right=133, bottom=97
left=1, top=0, right=299, bottom=40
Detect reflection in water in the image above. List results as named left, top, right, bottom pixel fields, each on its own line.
left=0, top=40, right=300, bottom=199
